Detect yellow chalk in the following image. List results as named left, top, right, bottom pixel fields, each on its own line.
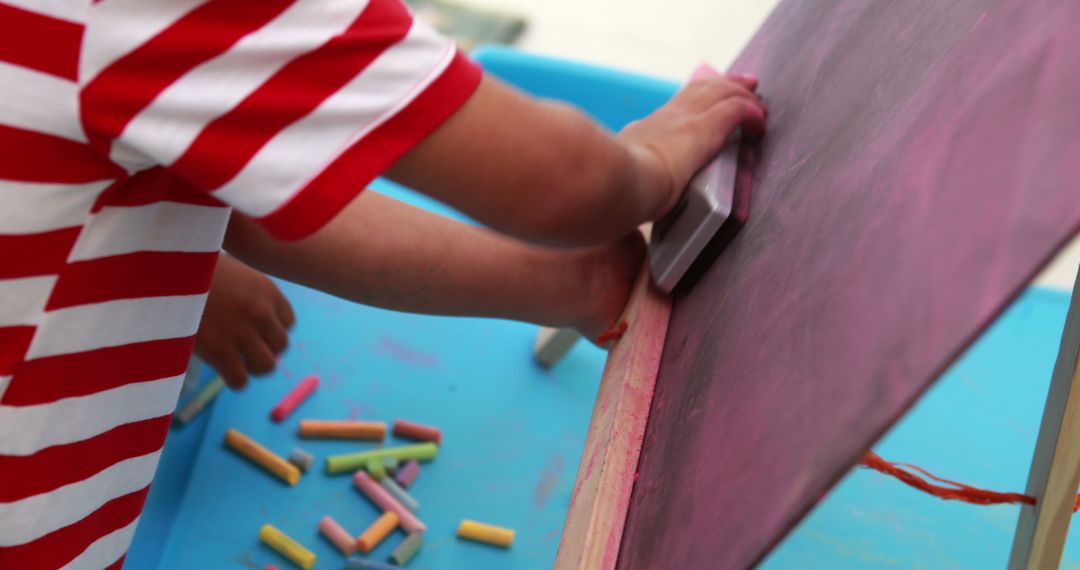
left=457, top=519, right=514, bottom=548
left=224, top=428, right=300, bottom=485
left=259, top=524, right=316, bottom=569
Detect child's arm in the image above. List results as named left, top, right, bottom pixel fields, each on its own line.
left=226, top=69, right=764, bottom=336
left=385, top=71, right=765, bottom=247
left=224, top=191, right=644, bottom=339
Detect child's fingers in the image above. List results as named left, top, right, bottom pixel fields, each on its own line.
left=687, top=67, right=757, bottom=93
left=681, top=78, right=757, bottom=111
left=274, top=294, right=296, bottom=329
left=728, top=73, right=759, bottom=91
left=208, top=350, right=249, bottom=391
left=689, top=64, right=757, bottom=91
left=241, top=335, right=277, bottom=375
left=260, top=317, right=290, bottom=354
left=703, top=96, right=768, bottom=146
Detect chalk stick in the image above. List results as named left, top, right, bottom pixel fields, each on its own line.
left=326, top=443, right=438, bottom=475
left=356, top=511, right=399, bottom=554
left=388, top=532, right=423, bottom=566
left=224, top=429, right=300, bottom=485
left=259, top=524, right=316, bottom=569
left=271, top=375, right=318, bottom=422
left=533, top=326, right=582, bottom=368
left=344, top=558, right=399, bottom=570
left=457, top=519, right=514, bottom=548
left=287, top=448, right=314, bottom=472
left=352, top=471, right=426, bottom=533
left=174, top=376, right=225, bottom=425
left=382, top=456, right=400, bottom=473
left=395, top=459, right=420, bottom=489
left=299, top=420, right=386, bottom=440
left=365, top=458, right=387, bottom=481
left=391, top=419, right=442, bottom=444
left=318, top=515, right=356, bottom=556
left=380, top=477, right=419, bottom=512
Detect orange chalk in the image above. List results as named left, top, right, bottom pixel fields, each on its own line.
left=391, top=419, right=442, bottom=444
left=299, top=420, right=386, bottom=440
left=355, top=511, right=399, bottom=554
left=224, top=428, right=299, bottom=485
left=318, top=515, right=356, bottom=556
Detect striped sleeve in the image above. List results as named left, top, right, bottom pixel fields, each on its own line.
left=80, top=0, right=482, bottom=240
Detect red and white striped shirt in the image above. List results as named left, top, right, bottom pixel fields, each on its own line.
left=0, top=0, right=480, bottom=566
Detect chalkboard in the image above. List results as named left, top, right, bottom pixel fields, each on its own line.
left=618, top=0, right=1080, bottom=567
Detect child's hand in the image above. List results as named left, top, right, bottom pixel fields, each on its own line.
left=618, top=66, right=766, bottom=220
left=194, top=255, right=296, bottom=390
left=572, top=232, right=648, bottom=342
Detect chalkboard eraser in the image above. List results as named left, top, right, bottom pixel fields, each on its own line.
left=649, top=136, right=755, bottom=295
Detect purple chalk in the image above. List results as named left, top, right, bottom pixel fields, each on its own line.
left=395, top=459, right=420, bottom=488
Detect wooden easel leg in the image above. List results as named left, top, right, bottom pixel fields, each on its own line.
left=1009, top=268, right=1080, bottom=569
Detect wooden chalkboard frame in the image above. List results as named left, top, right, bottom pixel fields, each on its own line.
left=554, top=259, right=671, bottom=569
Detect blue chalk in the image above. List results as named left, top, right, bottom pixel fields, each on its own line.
left=345, top=557, right=399, bottom=570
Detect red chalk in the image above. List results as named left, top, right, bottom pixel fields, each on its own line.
left=392, top=419, right=442, bottom=444
left=595, top=320, right=628, bottom=344
left=271, top=375, right=318, bottom=422
left=395, top=459, right=420, bottom=489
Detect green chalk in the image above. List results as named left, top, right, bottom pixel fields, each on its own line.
left=382, top=456, right=400, bottom=473
left=366, top=458, right=387, bottom=481
left=389, top=532, right=423, bottom=566
left=325, top=443, right=438, bottom=475
left=173, top=376, right=226, bottom=425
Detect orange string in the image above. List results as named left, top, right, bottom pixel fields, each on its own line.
left=596, top=320, right=628, bottom=344
left=859, top=451, right=1080, bottom=512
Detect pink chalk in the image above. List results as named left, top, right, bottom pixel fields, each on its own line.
left=353, top=470, right=425, bottom=533
left=690, top=63, right=721, bottom=81
left=270, top=375, right=318, bottom=422
left=395, top=459, right=420, bottom=489
left=318, top=515, right=355, bottom=556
